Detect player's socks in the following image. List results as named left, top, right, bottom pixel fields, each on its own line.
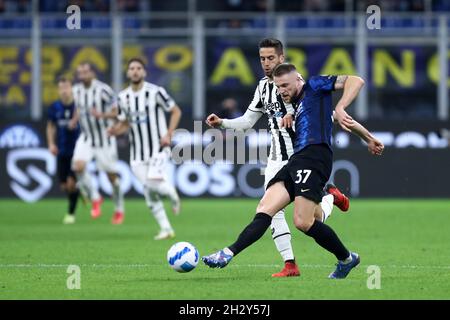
left=154, top=181, right=180, bottom=214
left=271, top=211, right=294, bottom=261
left=320, top=194, right=334, bottom=222
left=67, top=189, right=79, bottom=215
left=77, top=171, right=100, bottom=201
left=304, top=219, right=350, bottom=261
left=112, top=177, right=124, bottom=213
left=151, top=202, right=173, bottom=232
left=228, top=212, right=272, bottom=255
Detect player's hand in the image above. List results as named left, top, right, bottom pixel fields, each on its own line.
left=334, top=107, right=354, bottom=132
left=205, top=114, right=223, bottom=128
left=160, top=133, right=172, bottom=147
left=280, top=113, right=294, bottom=128
left=91, top=109, right=103, bottom=119
left=48, top=144, right=58, bottom=156
left=368, top=138, right=384, bottom=156
left=107, top=126, right=117, bottom=137
left=68, top=118, right=77, bottom=130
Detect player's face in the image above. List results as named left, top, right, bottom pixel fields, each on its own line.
left=58, top=81, right=72, bottom=101
left=259, top=47, right=284, bottom=78
left=77, top=64, right=94, bottom=84
left=127, top=62, right=146, bottom=84
left=274, top=71, right=303, bottom=103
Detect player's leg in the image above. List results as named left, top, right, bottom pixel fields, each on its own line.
left=147, top=149, right=180, bottom=215
left=202, top=180, right=291, bottom=268
left=63, top=175, right=79, bottom=224
left=132, top=162, right=174, bottom=239
left=58, top=155, right=77, bottom=224
left=72, top=137, right=101, bottom=217
left=265, top=160, right=299, bottom=277
left=96, top=143, right=124, bottom=224
left=293, top=196, right=359, bottom=278
left=290, top=149, right=359, bottom=279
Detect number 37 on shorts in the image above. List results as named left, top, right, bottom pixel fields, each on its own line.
left=294, top=169, right=311, bottom=184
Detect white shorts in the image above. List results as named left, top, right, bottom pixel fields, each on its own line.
left=131, top=149, right=170, bottom=186
left=263, top=159, right=289, bottom=188
left=72, top=136, right=118, bottom=173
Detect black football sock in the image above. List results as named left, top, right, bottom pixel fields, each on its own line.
left=228, top=212, right=272, bottom=256
left=304, top=219, right=350, bottom=261
left=68, top=190, right=80, bottom=215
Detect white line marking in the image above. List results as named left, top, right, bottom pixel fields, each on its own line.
left=0, top=264, right=449, bottom=269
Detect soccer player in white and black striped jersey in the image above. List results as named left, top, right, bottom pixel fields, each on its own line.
left=108, top=58, right=182, bottom=240
left=206, top=38, right=350, bottom=277
left=69, top=62, right=125, bottom=225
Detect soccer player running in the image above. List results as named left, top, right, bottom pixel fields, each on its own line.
left=108, top=58, right=182, bottom=240
left=203, top=63, right=384, bottom=279
left=47, top=76, right=80, bottom=224
left=69, top=62, right=125, bottom=224
left=206, top=38, right=351, bottom=277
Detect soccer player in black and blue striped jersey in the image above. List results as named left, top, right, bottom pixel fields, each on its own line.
left=203, top=63, right=384, bottom=279
left=47, top=76, right=80, bottom=224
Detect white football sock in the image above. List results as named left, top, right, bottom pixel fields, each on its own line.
left=144, top=187, right=173, bottom=231
left=321, top=194, right=334, bottom=222
left=153, top=180, right=180, bottom=205
left=77, top=170, right=100, bottom=201
left=271, top=210, right=294, bottom=262
left=111, top=176, right=124, bottom=213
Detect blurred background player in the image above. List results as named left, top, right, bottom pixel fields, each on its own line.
left=108, top=58, right=182, bottom=240
left=46, top=76, right=80, bottom=224
left=206, top=38, right=350, bottom=277
left=69, top=62, right=125, bottom=224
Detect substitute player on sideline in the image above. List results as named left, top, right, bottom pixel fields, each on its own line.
left=69, top=62, right=125, bottom=224
left=108, top=58, right=182, bottom=240
left=47, top=76, right=80, bottom=224
left=206, top=38, right=349, bottom=277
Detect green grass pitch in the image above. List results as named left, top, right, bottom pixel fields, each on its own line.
left=0, top=198, right=449, bottom=299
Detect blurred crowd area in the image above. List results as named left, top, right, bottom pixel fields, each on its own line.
left=0, top=0, right=449, bottom=13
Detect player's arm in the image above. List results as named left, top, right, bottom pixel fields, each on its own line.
left=107, top=120, right=130, bottom=136
left=46, top=120, right=58, bottom=155
left=206, top=109, right=263, bottom=130
left=333, top=75, right=365, bottom=132
left=206, top=85, right=263, bottom=130
left=346, top=119, right=384, bottom=156
left=68, top=107, right=79, bottom=130
left=160, top=104, right=182, bottom=147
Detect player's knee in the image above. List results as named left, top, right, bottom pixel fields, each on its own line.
left=256, top=199, right=269, bottom=214
left=107, top=172, right=118, bottom=183
left=293, top=215, right=314, bottom=232
left=66, top=178, right=77, bottom=192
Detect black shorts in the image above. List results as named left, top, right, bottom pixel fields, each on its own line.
left=57, top=155, right=76, bottom=183
left=267, top=144, right=332, bottom=203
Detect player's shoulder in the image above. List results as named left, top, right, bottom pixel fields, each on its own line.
left=144, top=81, right=164, bottom=93
left=94, top=79, right=113, bottom=92
left=48, top=100, right=60, bottom=112
left=258, top=76, right=269, bottom=86
left=307, top=75, right=336, bottom=91
left=118, top=85, right=131, bottom=97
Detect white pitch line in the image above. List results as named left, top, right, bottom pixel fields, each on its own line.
left=0, top=264, right=449, bottom=269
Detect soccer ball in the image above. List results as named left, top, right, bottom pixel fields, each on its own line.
left=167, top=242, right=199, bottom=273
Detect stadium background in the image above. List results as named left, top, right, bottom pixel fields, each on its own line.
left=0, top=0, right=449, bottom=201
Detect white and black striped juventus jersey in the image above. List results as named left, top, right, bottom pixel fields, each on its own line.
left=73, top=79, right=116, bottom=148
left=248, top=77, right=297, bottom=161
left=117, top=81, right=176, bottom=163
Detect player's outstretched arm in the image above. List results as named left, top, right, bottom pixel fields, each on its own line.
left=206, top=109, right=262, bottom=130
left=346, top=119, right=384, bottom=156
left=333, top=75, right=365, bottom=132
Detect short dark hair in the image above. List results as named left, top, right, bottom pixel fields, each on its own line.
left=127, top=57, right=146, bottom=69
left=57, top=75, right=72, bottom=84
left=258, top=38, right=284, bottom=55
left=272, top=63, right=297, bottom=78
